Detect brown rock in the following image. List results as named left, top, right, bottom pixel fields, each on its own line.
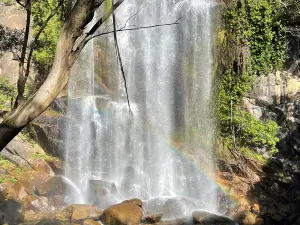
left=251, top=203, right=260, bottom=215
left=122, top=198, right=143, bottom=208
left=141, top=214, right=163, bottom=223
left=83, top=219, right=100, bottom=225
left=34, top=176, right=65, bottom=196
left=101, top=202, right=143, bottom=225
left=56, top=205, right=102, bottom=223
left=36, top=219, right=67, bottom=225
left=24, top=211, right=56, bottom=222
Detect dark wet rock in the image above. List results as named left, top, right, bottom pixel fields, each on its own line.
left=144, top=197, right=196, bottom=219
left=36, top=219, right=69, bottom=225
left=0, top=199, right=24, bottom=224
left=192, top=211, right=235, bottom=225
left=25, top=114, right=64, bottom=157
left=141, top=214, right=163, bottom=223
left=147, top=217, right=190, bottom=225
left=50, top=97, right=68, bottom=114
left=101, top=202, right=143, bottom=225
left=122, top=198, right=143, bottom=208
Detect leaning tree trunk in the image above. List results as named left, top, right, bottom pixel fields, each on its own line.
left=0, top=0, right=96, bottom=150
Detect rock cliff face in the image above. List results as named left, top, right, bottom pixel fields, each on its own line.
left=243, top=71, right=300, bottom=161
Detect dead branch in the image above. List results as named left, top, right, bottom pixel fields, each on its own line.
left=112, top=0, right=132, bottom=116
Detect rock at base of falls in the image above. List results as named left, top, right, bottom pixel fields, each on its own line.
left=55, top=204, right=102, bottom=223
left=141, top=213, right=163, bottom=224
left=101, top=202, right=143, bottom=225
left=192, top=210, right=236, bottom=225
left=122, top=198, right=143, bottom=208
left=89, top=180, right=120, bottom=208
left=143, top=197, right=197, bottom=219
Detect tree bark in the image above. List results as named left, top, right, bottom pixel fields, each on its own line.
left=0, top=0, right=98, bottom=150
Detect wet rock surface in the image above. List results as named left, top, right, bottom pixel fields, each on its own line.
left=101, top=202, right=143, bottom=225
left=141, top=214, right=163, bottom=224
left=192, top=211, right=236, bottom=225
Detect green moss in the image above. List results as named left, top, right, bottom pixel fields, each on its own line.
left=33, top=152, right=59, bottom=163
left=0, top=156, right=15, bottom=170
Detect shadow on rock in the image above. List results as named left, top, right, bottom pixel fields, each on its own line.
left=247, top=125, right=300, bottom=225
left=0, top=189, right=25, bottom=224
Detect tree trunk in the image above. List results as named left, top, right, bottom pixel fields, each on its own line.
left=0, top=0, right=96, bottom=150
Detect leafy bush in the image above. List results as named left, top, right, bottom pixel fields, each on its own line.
left=217, top=0, right=286, bottom=157
left=225, top=0, right=285, bottom=75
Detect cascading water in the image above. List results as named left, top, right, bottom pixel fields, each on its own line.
left=64, top=0, right=219, bottom=218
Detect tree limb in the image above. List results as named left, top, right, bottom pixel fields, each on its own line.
left=14, top=0, right=64, bottom=109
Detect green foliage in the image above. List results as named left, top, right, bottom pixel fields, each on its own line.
left=0, top=0, right=15, bottom=5
left=217, top=0, right=286, bottom=158
left=225, top=0, right=286, bottom=75
left=0, top=25, right=24, bottom=53
left=32, top=0, right=63, bottom=69
left=0, top=77, right=16, bottom=111
left=33, top=152, right=59, bottom=163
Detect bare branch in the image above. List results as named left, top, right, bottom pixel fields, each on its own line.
left=74, top=0, right=124, bottom=52
left=15, top=0, right=25, bottom=8
left=112, top=0, right=132, bottom=116
left=86, top=18, right=181, bottom=42
left=86, top=0, right=124, bottom=36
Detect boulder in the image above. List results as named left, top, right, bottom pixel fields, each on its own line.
left=89, top=180, right=119, bottom=208
left=122, top=198, right=143, bottom=208
left=34, top=176, right=66, bottom=196
left=24, top=211, right=56, bottom=222
left=146, top=217, right=190, bottom=225
left=36, top=219, right=68, bottom=225
left=101, top=202, right=143, bottom=225
left=141, top=214, right=163, bottom=223
left=0, top=199, right=25, bottom=224
left=192, top=211, right=236, bottom=225
left=25, top=114, right=64, bottom=157
left=83, top=219, right=100, bottom=225
left=144, top=197, right=195, bottom=219
left=56, top=204, right=102, bottom=223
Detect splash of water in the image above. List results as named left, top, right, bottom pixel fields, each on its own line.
left=64, top=0, right=219, bottom=218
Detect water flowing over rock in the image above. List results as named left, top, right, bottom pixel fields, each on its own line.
left=64, top=0, right=219, bottom=218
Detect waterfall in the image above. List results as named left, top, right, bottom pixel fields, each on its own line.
left=64, top=0, right=219, bottom=218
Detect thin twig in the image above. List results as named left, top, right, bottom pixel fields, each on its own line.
left=112, top=0, right=132, bottom=116
left=87, top=18, right=181, bottom=42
